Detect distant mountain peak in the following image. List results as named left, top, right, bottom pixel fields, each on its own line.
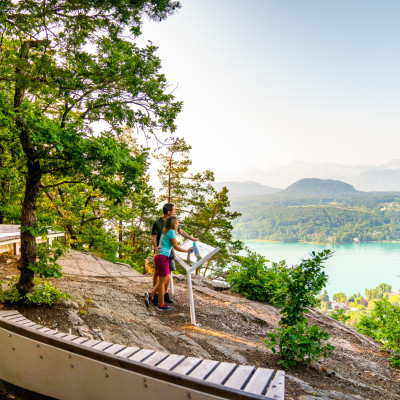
left=283, top=178, right=359, bottom=196
left=214, top=181, right=281, bottom=198
left=239, top=160, right=400, bottom=192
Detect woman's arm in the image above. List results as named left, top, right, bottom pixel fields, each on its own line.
left=179, top=229, right=199, bottom=242
left=170, top=238, right=193, bottom=253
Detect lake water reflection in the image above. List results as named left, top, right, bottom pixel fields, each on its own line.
left=245, top=241, right=400, bottom=297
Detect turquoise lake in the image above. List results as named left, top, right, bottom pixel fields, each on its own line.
left=244, top=241, right=400, bottom=297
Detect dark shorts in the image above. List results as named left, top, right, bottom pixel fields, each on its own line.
left=154, top=255, right=170, bottom=277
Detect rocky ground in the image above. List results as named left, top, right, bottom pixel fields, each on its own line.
left=0, top=250, right=400, bottom=400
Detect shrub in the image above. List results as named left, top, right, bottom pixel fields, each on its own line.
left=28, top=241, right=65, bottom=279
left=356, top=298, right=400, bottom=367
left=265, top=250, right=335, bottom=368
left=267, top=320, right=334, bottom=369
left=0, top=276, right=69, bottom=306
left=226, top=249, right=288, bottom=302
left=330, top=308, right=351, bottom=323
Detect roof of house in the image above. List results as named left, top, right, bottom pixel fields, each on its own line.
left=0, top=224, right=64, bottom=244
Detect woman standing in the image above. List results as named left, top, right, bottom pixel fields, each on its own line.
left=145, top=216, right=193, bottom=311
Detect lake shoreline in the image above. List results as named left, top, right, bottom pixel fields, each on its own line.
left=244, top=239, right=400, bottom=245
left=245, top=241, right=400, bottom=297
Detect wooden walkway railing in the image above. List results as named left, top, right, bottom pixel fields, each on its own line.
left=0, top=310, right=284, bottom=400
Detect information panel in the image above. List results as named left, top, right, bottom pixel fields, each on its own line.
left=174, top=240, right=219, bottom=271
left=173, top=240, right=220, bottom=326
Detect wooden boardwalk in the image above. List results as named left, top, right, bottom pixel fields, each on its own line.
left=0, top=310, right=285, bottom=400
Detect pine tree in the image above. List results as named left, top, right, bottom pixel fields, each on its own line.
left=156, top=138, right=243, bottom=276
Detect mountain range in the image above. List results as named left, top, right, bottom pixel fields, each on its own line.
left=216, top=178, right=366, bottom=202
left=237, top=160, right=400, bottom=192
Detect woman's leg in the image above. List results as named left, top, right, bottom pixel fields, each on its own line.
left=151, top=276, right=166, bottom=306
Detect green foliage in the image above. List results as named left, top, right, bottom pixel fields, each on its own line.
left=332, top=292, right=347, bottom=303
left=0, top=277, right=69, bottom=306
left=266, top=321, right=334, bottom=369
left=365, top=283, right=392, bottom=300
left=233, top=194, right=400, bottom=243
left=156, top=138, right=243, bottom=277
left=330, top=308, right=350, bottom=323
left=227, top=250, right=288, bottom=302
left=273, top=250, right=332, bottom=324
left=265, top=250, right=335, bottom=368
left=28, top=242, right=65, bottom=279
left=356, top=298, right=400, bottom=367
left=1, top=0, right=182, bottom=290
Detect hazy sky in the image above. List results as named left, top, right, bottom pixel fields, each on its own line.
left=139, top=0, right=400, bottom=182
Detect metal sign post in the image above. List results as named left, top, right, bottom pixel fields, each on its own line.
left=174, top=240, right=220, bottom=326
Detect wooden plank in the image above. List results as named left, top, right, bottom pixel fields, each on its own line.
left=90, top=342, right=114, bottom=351
left=115, top=346, right=140, bottom=359
left=0, top=310, right=20, bottom=318
left=265, top=370, right=285, bottom=400
left=127, top=348, right=154, bottom=362
left=156, top=354, right=185, bottom=371
left=224, top=365, right=255, bottom=390
left=205, top=362, right=237, bottom=385
left=142, top=351, right=170, bottom=366
left=53, top=332, right=68, bottom=339
left=70, top=337, right=90, bottom=345
left=172, top=357, right=202, bottom=375
left=23, top=322, right=41, bottom=328
left=81, top=339, right=101, bottom=347
left=26, top=324, right=44, bottom=331
left=10, top=318, right=32, bottom=325
left=60, top=334, right=79, bottom=342
left=39, top=329, right=57, bottom=335
left=188, top=360, right=219, bottom=380
left=37, top=327, right=51, bottom=333
left=19, top=320, right=35, bottom=326
left=103, top=344, right=126, bottom=355
left=243, top=368, right=274, bottom=396
left=3, top=315, right=26, bottom=322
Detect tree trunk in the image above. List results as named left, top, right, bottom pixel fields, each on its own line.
left=14, top=40, right=46, bottom=294
left=17, top=146, right=41, bottom=294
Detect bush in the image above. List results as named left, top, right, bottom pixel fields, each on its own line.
left=265, top=250, right=335, bottom=368
left=330, top=308, right=350, bottom=323
left=356, top=298, right=400, bottom=367
left=28, top=241, right=66, bottom=279
left=226, top=250, right=288, bottom=302
left=0, top=277, right=69, bottom=306
left=267, top=320, right=334, bottom=369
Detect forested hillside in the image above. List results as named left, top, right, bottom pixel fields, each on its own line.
left=282, top=178, right=360, bottom=196
left=233, top=192, right=400, bottom=243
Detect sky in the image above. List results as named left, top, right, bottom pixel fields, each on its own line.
left=138, top=0, right=400, bottom=182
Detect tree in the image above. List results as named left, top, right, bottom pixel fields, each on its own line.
left=1, top=0, right=182, bottom=293
left=156, top=138, right=243, bottom=276
left=156, top=137, right=192, bottom=207
left=183, top=186, right=243, bottom=276
left=332, top=292, right=347, bottom=303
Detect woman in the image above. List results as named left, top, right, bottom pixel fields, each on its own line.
left=145, top=216, right=193, bottom=311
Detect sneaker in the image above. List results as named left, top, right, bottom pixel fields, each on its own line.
left=144, top=293, right=151, bottom=307
left=164, top=293, right=174, bottom=304
left=151, top=294, right=158, bottom=306
left=157, top=304, right=172, bottom=312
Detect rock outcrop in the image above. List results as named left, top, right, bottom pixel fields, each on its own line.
left=1, top=250, right=400, bottom=400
